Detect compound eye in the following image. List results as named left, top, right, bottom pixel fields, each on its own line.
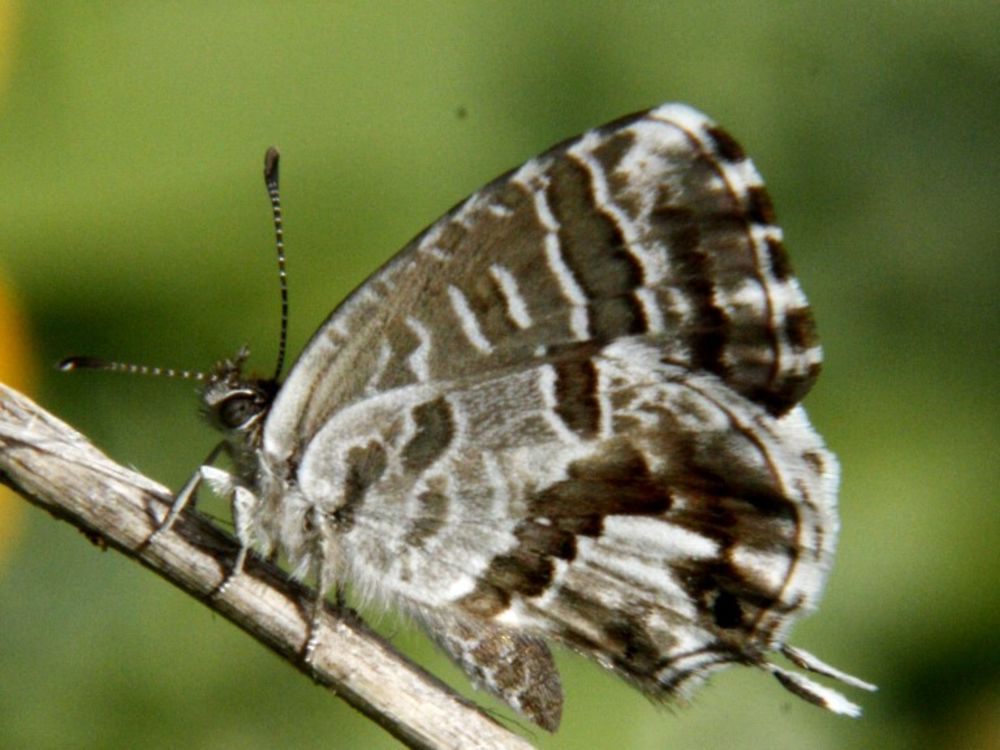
left=218, top=394, right=258, bottom=429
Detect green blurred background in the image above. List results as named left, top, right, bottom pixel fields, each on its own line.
left=0, top=3, right=997, bottom=749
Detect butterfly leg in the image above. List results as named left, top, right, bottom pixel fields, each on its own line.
left=302, top=505, right=343, bottom=663
left=214, top=483, right=261, bottom=596
left=147, top=442, right=227, bottom=543
left=146, top=442, right=258, bottom=597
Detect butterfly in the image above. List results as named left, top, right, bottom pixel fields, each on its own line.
left=65, top=103, right=874, bottom=731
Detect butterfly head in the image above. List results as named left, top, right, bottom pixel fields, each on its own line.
left=201, top=346, right=279, bottom=448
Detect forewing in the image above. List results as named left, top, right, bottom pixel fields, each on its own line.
left=264, top=103, right=820, bottom=462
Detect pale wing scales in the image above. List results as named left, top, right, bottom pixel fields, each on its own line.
left=264, top=104, right=819, bottom=466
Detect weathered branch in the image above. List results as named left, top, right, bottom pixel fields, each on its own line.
left=0, top=384, right=534, bottom=750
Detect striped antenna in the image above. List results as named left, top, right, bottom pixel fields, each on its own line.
left=264, top=147, right=289, bottom=381
left=62, top=149, right=290, bottom=386
left=58, top=356, right=209, bottom=382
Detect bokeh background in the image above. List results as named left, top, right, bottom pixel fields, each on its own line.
left=0, top=3, right=996, bottom=749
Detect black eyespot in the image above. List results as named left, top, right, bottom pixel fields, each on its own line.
left=219, top=395, right=257, bottom=429
left=712, top=590, right=743, bottom=629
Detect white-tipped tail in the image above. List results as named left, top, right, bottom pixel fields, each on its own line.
left=769, top=665, right=864, bottom=717
left=782, top=645, right=878, bottom=692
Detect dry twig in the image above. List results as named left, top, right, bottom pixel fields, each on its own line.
left=0, top=383, right=534, bottom=750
